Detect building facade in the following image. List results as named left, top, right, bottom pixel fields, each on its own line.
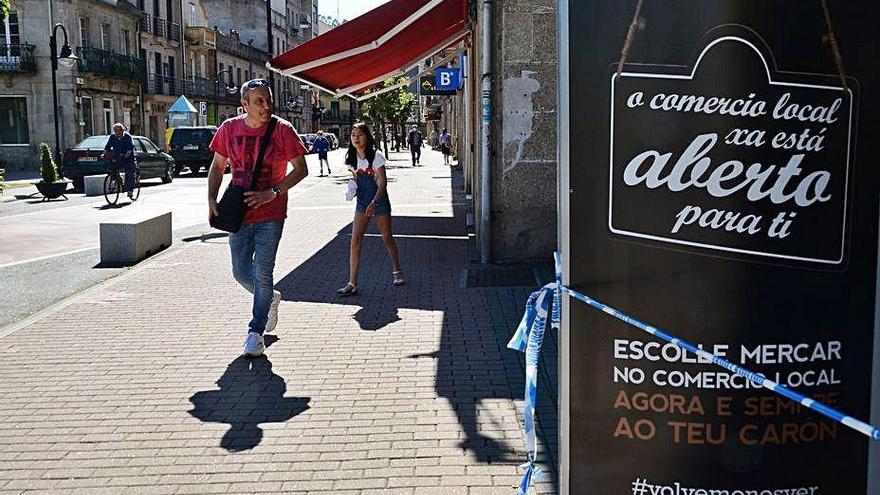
left=466, top=0, right=558, bottom=263
left=1, top=0, right=145, bottom=172
left=0, top=0, right=318, bottom=172
left=200, top=0, right=317, bottom=132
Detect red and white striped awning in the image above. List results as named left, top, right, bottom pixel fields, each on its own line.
left=267, top=0, right=468, bottom=98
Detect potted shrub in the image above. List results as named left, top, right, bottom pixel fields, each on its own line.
left=35, top=143, right=70, bottom=201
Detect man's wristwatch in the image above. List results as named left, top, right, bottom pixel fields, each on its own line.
left=270, top=186, right=281, bottom=197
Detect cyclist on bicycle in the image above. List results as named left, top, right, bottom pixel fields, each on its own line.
left=102, top=123, right=138, bottom=200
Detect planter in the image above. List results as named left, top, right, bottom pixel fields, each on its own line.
left=36, top=179, right=71, bottom=201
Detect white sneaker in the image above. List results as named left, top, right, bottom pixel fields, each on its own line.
left=266, top=290, right=281, bottom=332
left=243, top=332, right=265, bottom=357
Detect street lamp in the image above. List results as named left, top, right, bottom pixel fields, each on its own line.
left=213, top=69, right=237, bottom=125
left=50, top=22, right=78, bottom=162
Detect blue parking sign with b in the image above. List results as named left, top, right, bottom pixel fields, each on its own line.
left=435, top=68, right=461, bottom=91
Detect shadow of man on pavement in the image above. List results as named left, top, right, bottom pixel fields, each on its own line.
left=188, top=352, right=310, bottom=451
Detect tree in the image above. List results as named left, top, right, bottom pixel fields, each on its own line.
left=0, top=0, right=9, bottom=22
left=39, top=143, right=60, bottom=183
left=361, top=76, right=416, bottom=156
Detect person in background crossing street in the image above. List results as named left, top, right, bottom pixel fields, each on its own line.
left=207, top=79, right=309, bottom=357
left=407, top=125, right=423, bottom=166
left=439, top=128, right=451, bottom=165
left=337, top=122, right=405, bottom=296
left=313, top=130, right=332, bottom=177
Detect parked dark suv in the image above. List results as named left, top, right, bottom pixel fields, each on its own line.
left=168, top=126, right=217, bottom=175
left=61, top=135, right=175, bottom=190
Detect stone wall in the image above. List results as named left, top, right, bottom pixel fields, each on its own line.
left=490, top=0, right=558, bottom=262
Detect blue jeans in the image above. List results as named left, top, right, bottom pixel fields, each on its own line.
left=229, top=220, right=284, bottom=335
left=111, top=160, right=136, bottom=193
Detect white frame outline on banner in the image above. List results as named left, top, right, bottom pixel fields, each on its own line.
left=608, top=36, right=854, bottom=265
left=556, top=0, right=571, bottom=493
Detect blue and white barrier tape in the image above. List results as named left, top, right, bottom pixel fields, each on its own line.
left=507, top=252, right=880, bottom=494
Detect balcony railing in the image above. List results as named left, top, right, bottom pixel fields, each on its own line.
left=215, top=30, right=269, bottom=63
left=140, top=12, right=151, bottom=33
left=185, top=26, right=216, bottom=47
left=0, top=44, right=36, bottom=72
left=188, top=76, right=214, bottom=97
left=167, top=22, right=181, bottom=42
left=153, top=16, right=166, bottom=37
left=77, top=47, right=146, bottom=82
left=144, top=74, right=228, bottom=99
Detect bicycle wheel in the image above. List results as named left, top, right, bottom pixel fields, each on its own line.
left=130, top=168, right=141, bottom=201
left=104, top=173, right=121, bottom=205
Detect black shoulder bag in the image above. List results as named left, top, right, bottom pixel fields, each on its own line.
left=210, top=116, right=278, bottom=233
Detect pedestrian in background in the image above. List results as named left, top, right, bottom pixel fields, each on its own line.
left=207, top=79, right=309, bottom=357
left=439, top=128, right=451, bottom=165
left=314, top=130, right=332, bottom=177
left=337, top=122, right=405, bottom=296
left=102, top=123, right=138, bottom=200
left=407, top=125, right=422, bottom=166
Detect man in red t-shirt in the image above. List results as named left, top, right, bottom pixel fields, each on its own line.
left=208, top=79, right=308, bottom=357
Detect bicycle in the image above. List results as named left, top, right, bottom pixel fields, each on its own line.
left=104, top=161, right=141, bottom=205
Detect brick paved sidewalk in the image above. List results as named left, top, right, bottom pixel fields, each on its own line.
left=0, top=149, right=558, bottom=495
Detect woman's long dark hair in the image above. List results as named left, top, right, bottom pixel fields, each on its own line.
left=345, top=122, right=377, bottom=167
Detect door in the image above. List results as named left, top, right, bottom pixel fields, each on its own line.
left=149, top=115, right=159, bottom=144
left=2, top=13, right=21, bottom=66
left=102, top=99, right=114, bottom=134
left=154, top=53, right=162, bottom=93
left=81, top=96, right=94, bottom=137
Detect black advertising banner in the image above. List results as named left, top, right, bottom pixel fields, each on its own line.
left=420, top=76, right=457, bottom=96
left=566, top=2, right=878, bottom=495
left=610, top=30, right=854, bottom=265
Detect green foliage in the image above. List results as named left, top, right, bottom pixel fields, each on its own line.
left=362, top=76, right=416, bottom=127
left=39, top=143, right=59, bottom=183
left=0, top=0, right=9, bottom=22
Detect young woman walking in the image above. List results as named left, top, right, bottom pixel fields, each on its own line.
left=337, top=122, right=405, bottom=296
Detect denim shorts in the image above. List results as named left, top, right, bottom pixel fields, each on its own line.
left=354, top=172, right=391, bottom=216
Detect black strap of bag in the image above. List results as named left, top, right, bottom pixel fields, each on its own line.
left=248, top=116, right=278, bottom=190
left=210, top=116, right=278, bottom=233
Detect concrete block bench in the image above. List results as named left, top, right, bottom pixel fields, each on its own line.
left=100, top=211, right=172, bottom=264
left=84, top=174, right=107, bottom=196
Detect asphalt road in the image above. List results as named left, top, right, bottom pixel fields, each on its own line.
left=0, top=149, right=347, bottom=328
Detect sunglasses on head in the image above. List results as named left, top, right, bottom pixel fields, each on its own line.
left=245, top=79, right=269, bottom=89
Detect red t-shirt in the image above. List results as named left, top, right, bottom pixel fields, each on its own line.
left=210, top=115, right=308, bottom=223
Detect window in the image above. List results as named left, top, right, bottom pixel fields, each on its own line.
left=132, top=138, right=147, bottom=153
left=139, top=138, right=159, bottom=153
left=0, top=97, right=29, bottom=145
left=79, top=17, right=90, bottom=48
left=236, top=67, right=241, bottom=86
left=3, top=12, right=20, bottom=46
left=101, top=23, right=111, bottom=51
left=81, top=96, right=94, bottom=137
left=121, top=29, right=131, bottom=56
left=102, top=99, right=114, bottom=134
left=199, top=55, right=205, bottom=78
left=189, top=3, right=196, bottom=26
left=190, top=54, right=196, bottom=79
